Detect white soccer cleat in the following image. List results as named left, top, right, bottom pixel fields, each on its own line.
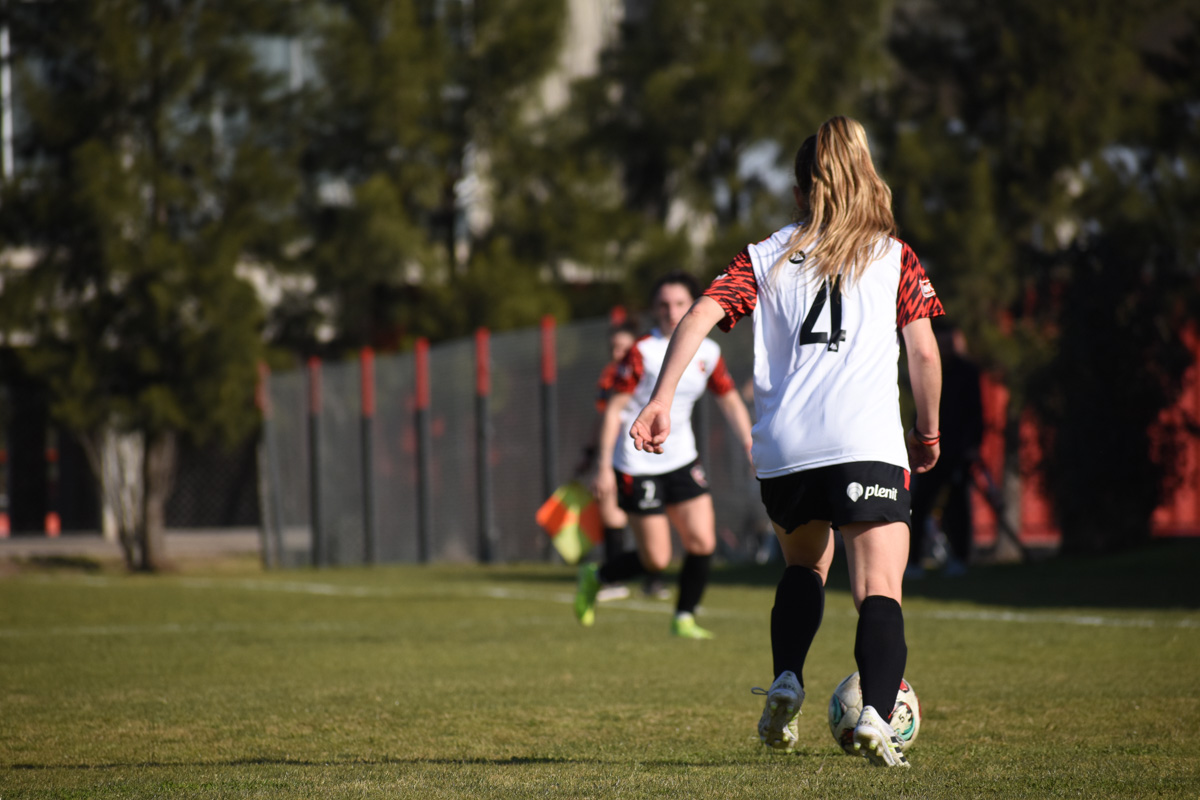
left=853, top=704, right=911, bottom=768
left=596, top=583, right=631, bottom=602
left=752, top=670, right=804, bottom=752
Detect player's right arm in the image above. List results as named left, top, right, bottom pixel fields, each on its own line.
left=592, top=391, right=633, bottom=503
left=631, top=296, right=726, bottom=454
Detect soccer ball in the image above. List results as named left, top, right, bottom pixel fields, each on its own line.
left=826, top=671, right=921, bottom=755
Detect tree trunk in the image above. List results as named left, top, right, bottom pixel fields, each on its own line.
left=137, top=431, right=177, bottom=572
left=80, top=428, right=145, bottom=570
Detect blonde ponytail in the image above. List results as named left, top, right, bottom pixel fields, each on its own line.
left=771, top=116, right=896, bottom=289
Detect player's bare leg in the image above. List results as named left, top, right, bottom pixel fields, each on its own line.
left=840, top=521, right=908, bottom=609
left=630, top=513, right=673, bottom=573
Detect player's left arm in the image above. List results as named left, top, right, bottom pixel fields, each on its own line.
left=630, top=296, right=725, bottom=453
left=712, top=379, right=754, bottom=462
left=896, top=242, right=945, bottom=474
left=704, top=354, right=752, bottom=462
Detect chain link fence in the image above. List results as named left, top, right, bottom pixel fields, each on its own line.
left=260, top=315, right=765, bottom=567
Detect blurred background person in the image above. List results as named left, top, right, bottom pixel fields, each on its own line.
left=907, top=321, right=983, bottom=578
left=575, top=271, right=753, bottom=638
left=577, top=317, right=667, bottom=601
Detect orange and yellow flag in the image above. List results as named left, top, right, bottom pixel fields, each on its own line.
left=536, top=481, right=603, bottom=564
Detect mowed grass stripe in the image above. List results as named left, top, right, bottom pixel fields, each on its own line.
left=7, top=570, right=1199, bottom=631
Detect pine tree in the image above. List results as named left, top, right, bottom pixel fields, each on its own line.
left=288, top=0, right=567, bottom=348
left=0, top=1, right=298, bottom=569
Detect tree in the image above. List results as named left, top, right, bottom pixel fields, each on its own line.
left=0, top=1, right=298, bottom=570
left=568, top=0, right=894, bottom=301
left=872, top=0, right=1200, bottom=551
left=284, top=0, right=568, bottom=350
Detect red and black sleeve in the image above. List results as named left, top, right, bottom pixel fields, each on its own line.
left=896, top=242, right=946, bottom=329
left=610, top=340, right=646, bottom=395
left=704, top=248, right=758, bottom=332
left=705, top=356, right=736, bottom=396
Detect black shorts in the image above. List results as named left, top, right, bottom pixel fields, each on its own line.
left=758, top=461, right=911, bottom=533
left=615, top=459, right=710, bottom=516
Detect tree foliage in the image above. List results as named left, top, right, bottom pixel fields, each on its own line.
left=280, top=0, right=568, bottom=350
left=872, top=0, right=1200, bottom=550
left=568, top=0, right=894, bottom=301
left=0, top=0, right=297, bottom=568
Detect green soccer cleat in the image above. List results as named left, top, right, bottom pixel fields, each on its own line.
left=853, top=705, right=911, bottom=768
left=574, top=563, right=600, bottom=626
left=752, top=670, right=804, bottom=752
left=670, top=612, right=714, bottom=639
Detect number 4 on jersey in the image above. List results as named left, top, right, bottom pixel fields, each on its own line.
left=800, top=277, right=846, bottom=352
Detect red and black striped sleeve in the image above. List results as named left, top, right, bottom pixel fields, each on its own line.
left=610, top=339, right=646, bottom=395
left=704, top=248, right=758, bottom=332
left=705, top=356, right=736, bottom=396
left=896, top=242, right=946, bottom=329
left=595, top=362, right=619, bottom=413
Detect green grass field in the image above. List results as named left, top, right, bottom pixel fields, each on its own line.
left=2, top=540, right=1199, bottom=799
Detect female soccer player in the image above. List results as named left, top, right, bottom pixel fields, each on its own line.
left=586, top=319, right=638, bottom=601
left=575, top=271, right=753, bottom=638
left=629, top=116, right=944, bottom=767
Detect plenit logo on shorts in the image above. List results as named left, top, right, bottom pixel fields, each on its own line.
left=846, top=482, right=898, bottom=503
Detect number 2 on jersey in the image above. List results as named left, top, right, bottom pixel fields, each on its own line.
left=799, top=277, right=845, bottom=352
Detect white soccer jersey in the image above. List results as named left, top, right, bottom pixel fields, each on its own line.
left=610, top=329, right=736, bottom=476
left=705, top=223, right=944, bottom=478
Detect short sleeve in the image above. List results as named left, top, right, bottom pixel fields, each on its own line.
left=704, top=248, right=758, bottom=332
left=896, top=242, right=946, bottom=329
left=705, top=356, right=735, bottom=396
left=595, top=363, right=618, bottom=413
left=610, top=341, right=644, bottom=395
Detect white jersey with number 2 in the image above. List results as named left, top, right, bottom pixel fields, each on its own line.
left=610, top=329, right=736, bottom=476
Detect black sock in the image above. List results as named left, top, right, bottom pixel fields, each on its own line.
left=675, top=553, right=711, bottom=615
left=854, top=595, right=907, bottom=721
left=603, top=527, right=625, bottom=564
left=598, top=551, right=644, bottom=584
left=771, top=566, right=825, bottom=687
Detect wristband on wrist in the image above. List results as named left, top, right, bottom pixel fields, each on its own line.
left=911, top=428, right=940, bottom=446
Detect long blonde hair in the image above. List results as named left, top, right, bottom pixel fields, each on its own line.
left=771, top=116, right=896, bottom=289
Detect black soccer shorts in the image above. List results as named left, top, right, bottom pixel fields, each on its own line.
left=758, top=461, right=911, bottom=533
left=614, top=459, right=710, bottom=516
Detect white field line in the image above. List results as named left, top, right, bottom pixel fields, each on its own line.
left=3, top=574, right=1197, bottom=636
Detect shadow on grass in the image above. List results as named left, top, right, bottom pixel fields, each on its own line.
left=717, top=537, right=1200, bottom=612
left=7, top=753, right=825, bottom=770
left=480, top=538, right=1200, bottom=612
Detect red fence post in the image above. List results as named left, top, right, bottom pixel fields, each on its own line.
left=360, top=347, right=378, bottom=564
left=44, top=428, right=59, bottom=537
left=540, top=315, right=559, bottom=509
left=414, top=338, right=432, bottom=563
left=475, top=328, right=494, bottom=563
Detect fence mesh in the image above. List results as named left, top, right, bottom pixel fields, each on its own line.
left=262, top=315, right=768, bottom=566
left=372, top=351, right=420, bottom=563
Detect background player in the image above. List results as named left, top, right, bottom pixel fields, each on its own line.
left=578, top=318, right=658, bottom=601
left=629, top=116, right=943, bottom=766
left=907, top=320, right=983, bottom=578
left=575, top=271, right=753, bottom=639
